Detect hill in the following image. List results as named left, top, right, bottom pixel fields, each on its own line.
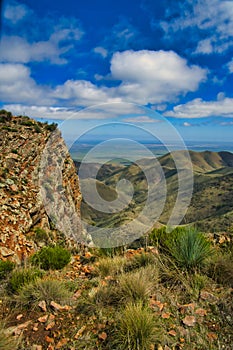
left=76, top=150, right=233, bottom=232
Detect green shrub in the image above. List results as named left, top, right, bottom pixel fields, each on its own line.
left=31, top=246, right=71, bottom=270
left=17, top=279, right=72, bottom=309
left=34, top=124, right=42, bottom=133
left=8, top=267, right=44, bottom=293
left=114, top=301, right=160, bottom=350
left=32, top=227, right=48, bottom=242
left=167, top=228, right=213, bottom=271
left=45, top=122, right=57, bottom=131
left=0, top=260, right=15, bottom=280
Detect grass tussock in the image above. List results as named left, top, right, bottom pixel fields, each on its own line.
left=16, top=278, right=72, bottom=309
left=167, top=228, right=213, bottom=271
left=114, top=301, right=161, bottom=350
left=95, top=265, right=158, bottom=306
left=0, top=323, right=18, bottom=350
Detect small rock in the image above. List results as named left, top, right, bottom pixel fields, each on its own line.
left=33, top=323, right=39, bottom=332
left=0, top=246, right=15, bottom=257
left=55, top=338, right=68, bottom=349
left=16, top=314, right=23, bottom=320
left=195, top=308, right=207, bottom=316
left=200, top=291, right=216, bottom=302
left=45, top=335, right=54, bottom=343
left=50, top=301, right=63, bottom=311
left=10, top=184, right=18, bottom=191
left=45, top=321, right=55, bottom=330
left=98, top=332, right=107, bottom=341
left=168, top=329, right=177, bottom=337
left=50, top=301, right=72, bottom=311
left=38, top=300, right=47, bottom=312
left=182, top=316, right=196, bottom=327
left=74, top=325, right=86, bottom=339
left=38, top=315, right=48, bottom=323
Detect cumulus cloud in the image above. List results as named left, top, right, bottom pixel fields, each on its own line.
left=0, top=63, right=52, bottom=104
left=52, top=80, right=121, bottom=106
left=110, top=50, right=207, bottom=104
left=165, top=97, right=233, bottom=118
left=0, top=49, right=207, bottom=110
left=161, top=0, right=233, bottom=54
left=0, top=26, right=83, bottom=64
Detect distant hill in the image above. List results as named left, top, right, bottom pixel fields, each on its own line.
left=75, top=150, right=233, bottom=232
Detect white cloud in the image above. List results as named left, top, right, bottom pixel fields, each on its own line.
left=227, top=59, right=233, bottom=73
left=161, top=0, right=233, bottom=54
left=0, top=63, right=52, bottom=104
left=110, top=50, right=207, bottom=104
left=0, top=49, right=207, bottom=112
left=123, top=116, right=160, bottom=123
left=195, top=39, right=213, bottom=54
left=183, top=122, right=191, bottom=127
left=3, top=103, right=144, bottom=121
left=93, top=46, right=108, bottom=58
left=165, top=97, right=233, bottom=118
left=4, top=1, right=30, bottom=24
left=52, top=80, right=121, bottom=106
left=0, top=27, right=83, bottom=64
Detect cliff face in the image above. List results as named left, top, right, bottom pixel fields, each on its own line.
left=0, top=113, right=83, bottom=262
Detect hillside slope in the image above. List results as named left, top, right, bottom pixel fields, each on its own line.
left=77, top=150, right=233, bottom=232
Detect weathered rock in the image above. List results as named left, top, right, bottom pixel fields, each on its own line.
left=0, top=115, right=85, bottom=262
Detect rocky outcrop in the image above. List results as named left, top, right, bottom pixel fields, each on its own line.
left=0, top=113, right=84, bottom=262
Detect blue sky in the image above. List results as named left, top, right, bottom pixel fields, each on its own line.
left=1, top=0, right=233, bottom=144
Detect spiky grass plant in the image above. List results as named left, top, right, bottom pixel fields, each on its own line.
left=96, top=255, right=127, bottom=277
left=95, top=265, right=158, bottom=306
left=114, top=301, right=161, bottom=350
left=167, top=228, right=213, bottom=271
left=17, top=278, right=72, bottom=309
left=0, top=323, right=18, bottom=350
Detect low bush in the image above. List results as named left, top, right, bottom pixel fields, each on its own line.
left=8, top=267, right=44, bottom=293
left=31, top=246, right=71, bottom=270
left=0, top=260, right=15, bottom=280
